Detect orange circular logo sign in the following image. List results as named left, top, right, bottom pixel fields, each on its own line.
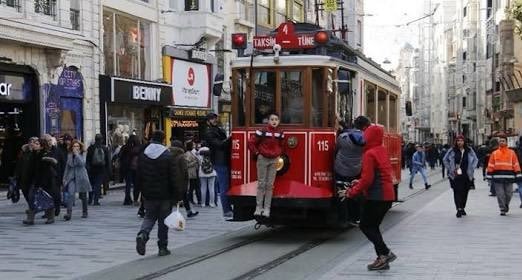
left=187, top=67, right=195, bottom=86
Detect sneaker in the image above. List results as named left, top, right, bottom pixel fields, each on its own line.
left=367, top=256, right=390, bottom=271
left=500, top=211, right=506, bottom=216
left=209, top=203, right=217, bottom=208
left=261, top=209, right=270, bottom=218
left=489, top=193, right=496, bottom=197
left=158, top=247, right=171, bottom=257
left=223, top=211, right=233, bottom=220
left=425, top=184, right=431, bottom=190
left=409, top=184, right=413, bottom=190
left=384, top=251, right=397, bottom=263
left=456, top=211, right=462, bottom=218
left=253, top=207, right=263, bottom=216
left=505, top=205, right=509, bottom=213
left=461, top=209, right=467, bottom=216
left=187, top=211, right=199, bottom=218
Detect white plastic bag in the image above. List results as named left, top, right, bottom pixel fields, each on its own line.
left=164, top=203, right=186, bottom=231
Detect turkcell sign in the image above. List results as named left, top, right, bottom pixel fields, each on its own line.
left=253, top=34, right=316, bottom=50
left=132, top=85, right=161, bottom=102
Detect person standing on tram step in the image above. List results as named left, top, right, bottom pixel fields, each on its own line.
left=62, top=140, right=92, bottom=220
left=247, top=113, right=285, bottom=218
left=443, top=135, right=478, bottom=218
left=340, top=125, right=397, bottom=271
left=135, top=130, right=185, bottom=257
left=486, top=134, right=521, bottom=216
left=203, top=112, right=232, bottom=219
left=86, top=134, right=111, bottom=206
left=409, top=144, right=432, bottom=190
left=334, top=116, right=371, bottom=224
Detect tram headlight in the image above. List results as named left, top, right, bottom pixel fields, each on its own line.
left=276, top=154, right=290, bottom=176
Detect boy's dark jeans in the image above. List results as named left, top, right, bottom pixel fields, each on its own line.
left=139, top=200, right=172, bottom=245
left=359, top=200, right=392, bottom=256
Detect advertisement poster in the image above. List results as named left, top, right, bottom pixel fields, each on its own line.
left=172, top=59, right=211, bottom=108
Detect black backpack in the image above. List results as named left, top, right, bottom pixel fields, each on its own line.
left=91, top=146, right=106, bottom=167
left=201, top=156, right=214, bottom=174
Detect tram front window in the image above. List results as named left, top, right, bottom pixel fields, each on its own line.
left=254, top=71, right=276, bottom=124
left=281, top=71, right=303, bottom=124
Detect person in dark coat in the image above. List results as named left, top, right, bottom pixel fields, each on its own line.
left=120, top=135, right=142, bottom=205
left=170, top=140, right=198, bottom=218
left=86, top=134, right=111, bottom=206
left=23, top=135, right=61, bottom=225
left=135, top=131, right=185, bottom=257
left=203, top=112, right=232, bottom=219
left=340, top=125, right=397, bottom=271
left=15, top=137, right=39, bottom=205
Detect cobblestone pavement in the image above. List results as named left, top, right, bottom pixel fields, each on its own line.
left=318, top=174, right=522, bottom=280
left=0, top=168, right=443, bottom=279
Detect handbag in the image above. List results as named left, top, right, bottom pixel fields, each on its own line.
left=164, top=202, right=186, bottom=231
left=30, top=187, right=55, bottom=213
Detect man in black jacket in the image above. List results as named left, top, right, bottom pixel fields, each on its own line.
left=86, top=134, right=111, bottom=206
left=203, top=113, right=232, bottom=219
left=136, top=131, right=183, bottom=257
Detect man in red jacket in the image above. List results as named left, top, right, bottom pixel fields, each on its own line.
left=341, top=124, right=397, bottom=271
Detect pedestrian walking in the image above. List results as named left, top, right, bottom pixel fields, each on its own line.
left=440, top=144, right=449, bottom=178
left=516, top=137, right=522, bottom=208
left=86, top=134, right=111, bottom=206
left=486, top=135, right=521, bottom=215
left=15, top=137, right=39, bottom=205
left=198, top=146, right=217, bottom=208
left=185, top=141, right=201, bottom=205
left=426, top=144, right=439, bottom=170
left=340, top=125, right=397, bottom=271
left=405, top=143, right=415, bottom=174
left=135, top=131, right=185, bottom=257
left=62, top=140, right=91, bottom=220
left=333, top=116, right=370, bottom=224
left=170, top=140, right=198, bottom=218
left=409, top=144, right=432, bottom=189
left=119, top=135, right=142, bottom=205
left=247, top=113, right=285, bottom=218
left=203, top=112, right=232, bottom=219
left=443, top=135, right=478, bottom=218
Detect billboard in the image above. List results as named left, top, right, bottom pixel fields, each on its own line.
left=172, top=59, right=211, bottom=108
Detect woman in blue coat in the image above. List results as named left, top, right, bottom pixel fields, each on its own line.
left=63, top=140, right=92, bottom=220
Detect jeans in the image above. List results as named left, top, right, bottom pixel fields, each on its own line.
left=214, top=165, right=232, bottom=214
left=493, top=182, right=513, bottom=212
left=256, top=155, right=278, bottom=211
left=450, top=176, right=470, bottom=210
left=89, top=173, right=104, bottom=204
left=359, top=200, right=392, bottom=256
left=518, top=182, right=522, bottom=204
left=200, top=176, right=216, bottom=206
left=409, top=167, right=428, bottom=186
left=65, top=188, right=88, bottom=215
left=125, top=170, right=136, bottom=202
left=139, top=200, right=172, bottom=245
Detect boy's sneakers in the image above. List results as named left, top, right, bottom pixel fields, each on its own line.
left=187, top=211, right=199, bottom=218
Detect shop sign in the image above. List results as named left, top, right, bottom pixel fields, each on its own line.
left=57, top=67, right=84, bottom=98
left=170, top=120, right=199, bottom=128
left=253, top=22, right=316, bottom=50
left=110, top=77, right=173, bottom=106
left=0, top=82, right=12, bottom=96
left=170, top=109, right=210, bottom=117
left=171, top=59, right=211, bottom=108
left=190, top=50, right=207, bottom=61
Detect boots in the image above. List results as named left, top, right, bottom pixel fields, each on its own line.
left=409, top=184, right=413, bottom=189
left=136, top=231, right=149, bottom=256
left=23, top=210, right=35, bottom=225
left=158, top=241, right=171, bottom=257
left=81, top=211, right=88, bottom=219
left=64, top=209, right=72, bottom=221
left=425, top=183, right=431, bottom=190
left=45, top=208, right=55, bottom=224
left=81, top=196, right=88, bottom=218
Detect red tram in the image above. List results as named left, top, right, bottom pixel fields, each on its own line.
left=227, top=22, right=402, bottom=227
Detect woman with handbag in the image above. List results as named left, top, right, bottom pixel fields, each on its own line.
left=443, top=135, right=479, bottom=218
left=63, top=140, right=92, bottom=220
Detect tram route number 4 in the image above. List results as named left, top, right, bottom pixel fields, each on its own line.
left=317, top=140, right=329, bottom=152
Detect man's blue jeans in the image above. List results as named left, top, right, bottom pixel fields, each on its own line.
left=214, top=165, right=232, bottom=214
left=409, top=167, right=428, bottom=186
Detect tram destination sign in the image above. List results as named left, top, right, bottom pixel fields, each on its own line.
left=253, top=21, right=317, bottom=50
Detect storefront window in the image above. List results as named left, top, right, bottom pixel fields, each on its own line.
left=254, top=71, right=276, bottom=124
left=103, top=10, right=151, bottom=80
left=281, top=71, right=303, bottom=124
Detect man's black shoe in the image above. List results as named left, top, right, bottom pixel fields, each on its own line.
left=409, top=184, right=413, bottom=190
left=136, top=232, right=148, bottom=256
left=461, top=209, right=467, bottom=216
left=187, top=211, right=199, bottom=218
left=456, top=211, right=462, bottom=218
left=489, top=193, right=496, bottom=197
left=137, top=208, right=145, bottom=218
left=425, top=184, right=431, bottom=190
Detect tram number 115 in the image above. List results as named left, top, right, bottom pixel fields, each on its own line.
left=316, top=140, right=329, bottom=152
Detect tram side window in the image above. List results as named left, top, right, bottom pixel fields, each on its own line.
left=311, top=68, right=324, bottom=127
left=234, top=69, right=247, bottom=126
left=365, top=84, right=376, bottom=123
left=377, top=89, right=387, bottom=126
left=337, top=69, right=352, bottom=123
left=254, top=71, right=276, bottom=124
left=281, top=71, right=304, bottom=124
left=389, top=95, right=398, bottom=132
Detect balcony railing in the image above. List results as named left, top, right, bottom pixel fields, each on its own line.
left=70, top=9, right=80, bottom=30
left=34, top=0, right=57, bottom=18
left=1, top=0, right=21, bottom=11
